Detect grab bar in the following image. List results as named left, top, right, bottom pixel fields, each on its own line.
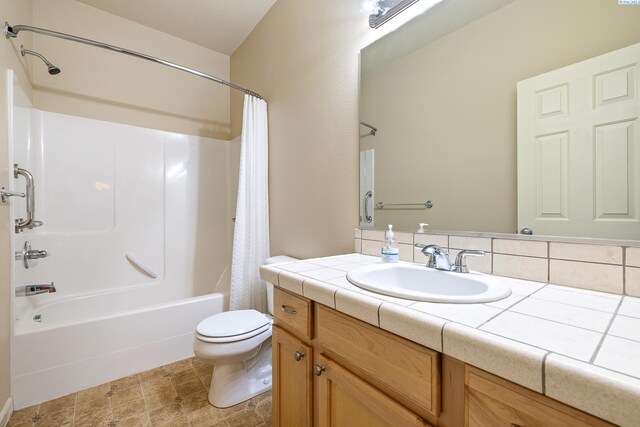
left=14, top=164, right=42, bottom=233
left=376, top=200, right=434, bottom=209
left=364, top=191, right=373, bottom=223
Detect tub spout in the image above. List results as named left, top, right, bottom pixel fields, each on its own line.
left=15, top=282, right=56, bottom=297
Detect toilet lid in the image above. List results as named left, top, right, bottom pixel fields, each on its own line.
left=196, top=309, right=270, bottom=339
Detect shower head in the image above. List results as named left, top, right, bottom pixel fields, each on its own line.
left=20, top=45, right=60, bottom=75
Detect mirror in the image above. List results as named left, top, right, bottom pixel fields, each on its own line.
left=359, top=0, right=640, bottom=240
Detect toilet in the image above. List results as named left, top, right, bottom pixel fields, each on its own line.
left=193, top=255, right=298, bottom=408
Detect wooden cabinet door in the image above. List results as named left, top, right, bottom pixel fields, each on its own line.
left=272, top=325, right=313, bottom=427
left=315, top=354, right=431, bottom=427
left=465, top=366, right=614, bottom=427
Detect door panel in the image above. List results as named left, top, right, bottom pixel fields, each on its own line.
left=518, top=43, right=640, bottom=239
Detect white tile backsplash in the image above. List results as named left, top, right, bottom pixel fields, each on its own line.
left=449, top=236, right=491, bottom=252
left=361, top=239, right=381, bottom=257
left=549, top=260, right=623, bottom=294
left=354, top=227, right=638, bottom=295
left=493, top=239, right=547, bottom=258
left=414, top=233, right=448, bottom=247
left=550, top=242, right=623, bottom=264
left=627, top=247, right=640, bottom=267
left=627, top=267, right=640, bottom=297
left=493, top=254, right=548, bottom=283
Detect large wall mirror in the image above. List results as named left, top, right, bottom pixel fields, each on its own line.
left=359, top=0, right=640, bottom=240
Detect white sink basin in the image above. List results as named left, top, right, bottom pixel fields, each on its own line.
left=346, top=263, right=511, bottom=303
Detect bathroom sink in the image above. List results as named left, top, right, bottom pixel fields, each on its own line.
left=346, top=263, right=511, bottom=303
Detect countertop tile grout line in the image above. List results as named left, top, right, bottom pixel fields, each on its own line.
left=481, top=308, right=612, bottom=335
left=475, top=284, right=547, bottom=329
left=541, top=352, right=550, bottom=395
left=589, top=297, right=625, bottom=364
left=440, top=321, right=449, bottom=354
left=526, top=293, right=622, bottom=315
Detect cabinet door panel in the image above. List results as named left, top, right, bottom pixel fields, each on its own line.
left=465, top=366, right=613, bottom=427
left=273, top=325, right=313, bottom=427
left=316, top=305, right=439, bottom=421
left=316, top=354, right=430, bottom=427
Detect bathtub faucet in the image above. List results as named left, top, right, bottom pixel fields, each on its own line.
left=15, top=282, right=56, bottom=297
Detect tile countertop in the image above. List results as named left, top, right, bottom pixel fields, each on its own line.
left=260, top=253, right=640, bottom=427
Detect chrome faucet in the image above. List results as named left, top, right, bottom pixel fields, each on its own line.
left=414, top=244, right=485, bottom=273
left=451, top=250, right=485, bottom=273
left=15, top=282, right=56, bottom=297
left=415, top=244, right=452, bottom=271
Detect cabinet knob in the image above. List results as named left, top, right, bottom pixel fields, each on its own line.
left=281, top=305, right=297, bottom=315
left=314, top=365, right=326, bottom=376
left=294, top=351, right=305, bottom=361
left=511, top=424, right=523, bottom=427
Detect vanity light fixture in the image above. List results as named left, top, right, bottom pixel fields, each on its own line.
left=364, top=0, right=444, bottom=29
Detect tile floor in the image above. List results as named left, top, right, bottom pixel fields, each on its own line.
left=8, top=357, right=272, bottom=427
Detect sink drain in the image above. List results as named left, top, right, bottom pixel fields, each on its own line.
left=33, top=314, right=42, bottom=323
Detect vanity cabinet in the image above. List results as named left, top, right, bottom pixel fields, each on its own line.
left=272, top=287, right=613, bottom=427
left=272, top=288, right=435, bottom=427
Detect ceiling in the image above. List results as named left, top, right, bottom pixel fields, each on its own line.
left=75, top=0, right=278, bottom=55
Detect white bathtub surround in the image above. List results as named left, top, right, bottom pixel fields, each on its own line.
left=0, top=397, right=13, bottom=427
left=230, top=95, right=270, bottom=312
left=10, top=100, right=237, bottom=408
left=261, top=254, right=640, bottom=426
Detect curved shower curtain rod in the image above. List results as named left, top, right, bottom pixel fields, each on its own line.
left=4, top=22, right=263, bottom=99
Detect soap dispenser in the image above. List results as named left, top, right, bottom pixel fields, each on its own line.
left=381, top=224, right=399, bottom=263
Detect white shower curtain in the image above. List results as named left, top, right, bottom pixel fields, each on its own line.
left=230, top=94, right=270, bottom=312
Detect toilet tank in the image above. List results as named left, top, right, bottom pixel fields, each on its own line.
left=264, top=256, right=299, bottom=315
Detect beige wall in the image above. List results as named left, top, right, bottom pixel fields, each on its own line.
left=230, top=0, right=383, bottom=258
left=232, top=0, right=640, bottom=252
left=361, top=0, right=640, bottom=233
left=0, top=0, right=33, bottom=415
left=32, top=0, right=231, bottom=139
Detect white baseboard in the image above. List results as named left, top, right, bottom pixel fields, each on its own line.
left=0, top=397, right=13, bottom=427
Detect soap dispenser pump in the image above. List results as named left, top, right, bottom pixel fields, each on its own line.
left=416, top=223, right=429, bottom=233
left=381, top=224, right=399, bottom=263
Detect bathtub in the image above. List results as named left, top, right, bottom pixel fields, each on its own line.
left=11, top=291, right=226, bottom=409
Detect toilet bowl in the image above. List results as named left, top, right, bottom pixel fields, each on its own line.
left=193, top=255, right=298, bottom=408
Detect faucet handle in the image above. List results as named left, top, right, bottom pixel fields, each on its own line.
left=414, top=244, right=447, bottom=269
left=452, top=250, right=485, bottom=273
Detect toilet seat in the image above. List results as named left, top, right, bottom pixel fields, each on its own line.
left=196, top=309, right=271, bottom=343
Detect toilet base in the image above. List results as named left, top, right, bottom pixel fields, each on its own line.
left=208, top=341, right=272, bottom=408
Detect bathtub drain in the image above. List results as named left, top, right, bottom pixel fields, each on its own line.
left=33, top=314, right=42, bottom=323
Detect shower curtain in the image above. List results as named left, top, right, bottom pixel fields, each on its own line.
left=230, top=94, right=270, bottom=312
